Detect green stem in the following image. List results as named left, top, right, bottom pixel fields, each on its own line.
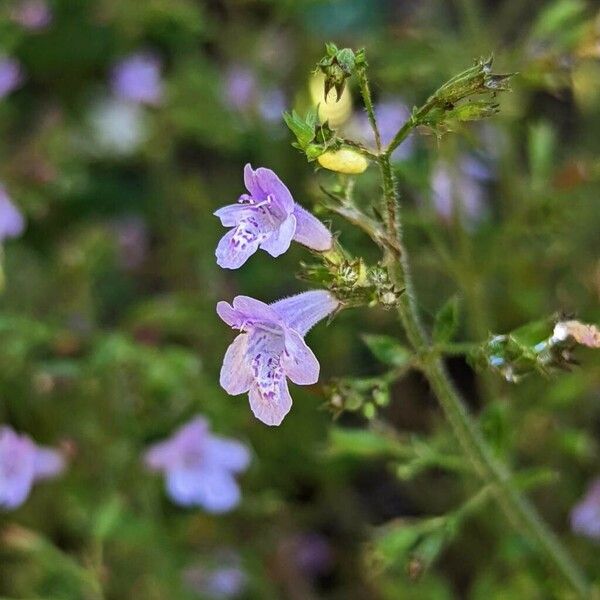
left=378, top=154, right=588, bottom=597
left=356, top=66, right=382, bottom=152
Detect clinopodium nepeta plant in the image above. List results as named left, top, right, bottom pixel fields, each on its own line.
left=215, top=44, right=599, bottom=596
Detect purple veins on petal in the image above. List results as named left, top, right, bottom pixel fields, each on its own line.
left=214, top=164, right=332, bottom=268
left=143, top=416, right=250, bottom=512
left=217, top=290, right=339, bottom=426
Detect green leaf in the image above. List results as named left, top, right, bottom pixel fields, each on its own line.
left=329, top=427, right=397, bottom=457
left=433, top=297, right=460, bottom=343
left=283, top=109, right=316, bottom=149
left=362, top=334, right=411, bottom=367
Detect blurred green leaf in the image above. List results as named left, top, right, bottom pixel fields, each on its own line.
left=362, top=334, right=411, bottom=367
left=433, top=296, right=460, bottom=344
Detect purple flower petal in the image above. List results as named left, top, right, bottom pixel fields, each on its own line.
left=271, top=290, right=338, bottom=336
left=111, top=52, right=163, bottom=106
left=33, top=447, right=65, bottom=480
left=167, top=467, right=241, bottom=513
left=232, top=296, right=279, bottom=323
left=0, top=58, right=24, bottom=98
left=292, top=204, right=332, bottom=251
left=144, top=416, right=249, bottom=512
left=0, top=426, right=64, bottom=510
left=243, top=163, right=263, bottom=199
left=248, top=379, right=292, bottom=426
left=253, top=167, right=294, bottom=216
left=0, top=188, right=25, bottom=241
left=220, top=334, right=253, bottom=395
left=204, top=437, right=251, bottom=473
left=215, top=228, right=261, bottom=269
left=571, top=478, right=600, bottom=540
left=282, top=329, right=319, bottom=385
left=259, top=214, right=296, bottom=257
left=214, top=204, right=254, bottom=227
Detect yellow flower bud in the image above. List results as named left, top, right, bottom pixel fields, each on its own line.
left=317, top=148, right=368, bottom=174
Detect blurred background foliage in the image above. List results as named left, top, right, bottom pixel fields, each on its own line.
left=0, top=0, right=599, bottom=598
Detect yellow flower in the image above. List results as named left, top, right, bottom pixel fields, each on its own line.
left=317, top=148, right=368, bottom=174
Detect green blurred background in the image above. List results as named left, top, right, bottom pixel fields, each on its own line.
left=0, top=0, right=600, bottom=598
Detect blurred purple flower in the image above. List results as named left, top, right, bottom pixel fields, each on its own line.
left=144, top=416, right=250, bottom=513
left=431, top=156, right=491, bottom=224
left=346, top=99, right=413, bottom=160
left=215, top=164, right=332, bottom=269
left=111, top=53, right=163, bottom=106
left=0, top=57, right=24, bottom=98
left=217, top=290, right=339, bottom=426
left=571, top=478, right=600, bottom=540
left=0, top=186, right=25, bottom=241
left=11, top=0, right=52, bottom=31
left=223, top=66, right=257, bottom=112
left=291, top=532, right=333, bottom=578
left=112, top=215, right=148, bottom=270
left=258, top=87, right=286, bottom=124
left=0, top=425, right=66, bottom=510
left=183, top=553, right=246, bottom=599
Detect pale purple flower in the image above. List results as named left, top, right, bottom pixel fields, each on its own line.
left=217, top=290, right=339, bottom=426
left=111, top=53, right=163, bottom=106
left=11, top=1, right=52, bottom=31
left=215, top=164, right=332, bottom=269
left=144, top=416, right=250, bottom=513
left=0, top=186, right=25, bottom=241
left=431, top=156, right=491, bottom=225
left=571, top=478, right=600, bottom=540
left=0, top=57, right=24, bottom=98
left=183, top=553, right=246, bottom=599
left=223, top=66, right=257, bottom=112
left=258, top=87, right=286, bottom=123
left=0, top=425, right=66, bottom=510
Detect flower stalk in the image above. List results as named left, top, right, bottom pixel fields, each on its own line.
left=378, top=150, right=589, bottom=598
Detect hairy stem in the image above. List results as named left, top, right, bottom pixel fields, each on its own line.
left=378, top=153, right=588, bottom=597
left=356, top=66, right=382, bottom=152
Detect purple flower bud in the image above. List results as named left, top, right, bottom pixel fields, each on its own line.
left=11, top=0, right=52, bottom=31
left=214, top=164, right=332, bottom=269
left=0, top=186, right=25, bottom=241
left=0, top=425, right=66, bottom=510
left=0, top=57, right=24, bottom=98
left=217, top=290, right=339, bottom=426
left=144, top=416, right=250, bottom=513
left=571, top=478, right=600, bottom=540
left=111, top=53, right=163, bottom=106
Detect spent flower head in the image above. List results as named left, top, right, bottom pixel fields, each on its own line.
left=217, top=290, right=339, bottom=425
left=144, top=416, right=250, bottom=513
left=0, top=425, right=66, bottom=510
